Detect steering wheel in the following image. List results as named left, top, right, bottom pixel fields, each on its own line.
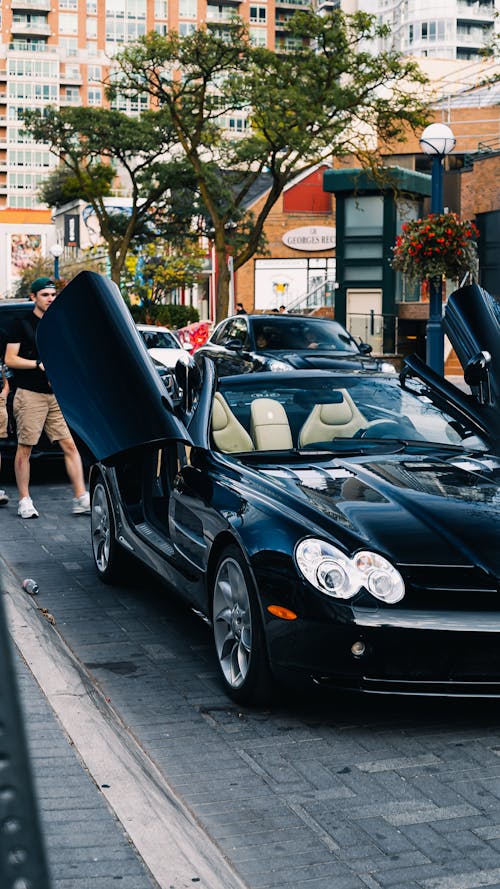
left=357, top=420, right=401, bottom=439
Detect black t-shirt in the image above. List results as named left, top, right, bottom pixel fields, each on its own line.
left=7, top=313, right=51, bottom=394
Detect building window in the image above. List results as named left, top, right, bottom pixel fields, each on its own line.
left=59, top=37, right=78, bottom=54
left=179, top=0, right=197, bottom=17
left=155, top=0, right=168, bottom=16
left=59, top=13, right=79, bottom=33
left=249, top=6, right=266, bottom=23
left=179, top=22, right=196, bottom=35
left=345, top=196, right=384, bottom=237
left=249, top=27, right=266, bottom=46
left=59, top=0, right=78, bottom=7
left=88, top=87, right=102, bottom=105
left=64, top=86, right=80, bottom=102
left=86, top=18, right=97, bottom=38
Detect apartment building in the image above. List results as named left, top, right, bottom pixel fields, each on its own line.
left=360, top=0, right=499, bottom=60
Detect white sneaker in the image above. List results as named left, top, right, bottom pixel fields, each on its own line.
left=72, top=491, right=90, bottom=515
left=0, top=489, right=8, bottom=507
left=18, top=496, right=39, bottom=519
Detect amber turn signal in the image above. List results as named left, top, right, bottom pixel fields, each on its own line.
left=267, top=605, right=297, bottom=620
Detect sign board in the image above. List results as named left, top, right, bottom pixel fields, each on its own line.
left=282, top=226, right=336, bottom=252
left=64, top=214, right=80, bottom=248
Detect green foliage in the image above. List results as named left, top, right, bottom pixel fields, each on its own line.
left=38, top=163, right=114, bottom=208
left=13, top=249, right=106, bottom=298
left=124, top=239, right=206, bottom=304
left=110, top=12, right=430, bottom=320
left=21, top=106, right=197, bottom=286
left=129, top=303, right=199, bottom=328
left=391, top=213, right=479, bottom=282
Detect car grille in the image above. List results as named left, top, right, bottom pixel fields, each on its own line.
left=399, top=563, right=499, bottom=611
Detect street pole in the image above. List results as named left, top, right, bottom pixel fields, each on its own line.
left=427, top=155, right=445, bottom=374
left=49, top=243, right=63, bottom=283
left=419, top=123, right=455, bottom=376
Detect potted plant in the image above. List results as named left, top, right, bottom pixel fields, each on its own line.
left=391, top=212, right=479, bottom=287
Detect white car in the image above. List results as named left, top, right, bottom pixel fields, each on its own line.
left=136, top=323, right=192, bottom=369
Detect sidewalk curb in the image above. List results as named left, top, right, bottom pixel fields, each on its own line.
left=2, top=558, right=248, bottom=889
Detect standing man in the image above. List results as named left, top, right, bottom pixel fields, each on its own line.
left=4, top=277, right=90, bottom=519
left=0, top=363, right=9, bottom=507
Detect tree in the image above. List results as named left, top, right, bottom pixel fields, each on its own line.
left=22, top=106, right=197, bottom=286
left=124, top=238, right=206, bottom=306
left=109, top=12, right=430, bottom=321
left=14, top=250, right=106, bottom=298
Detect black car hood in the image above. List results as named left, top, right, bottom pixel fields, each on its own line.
left=37, top=271, right=191, bottom=462
left=259, top=454, right=500, bottom=574
left=264, top=350, right=382, bottom=371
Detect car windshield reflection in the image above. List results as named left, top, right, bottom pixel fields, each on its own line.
left=139, top=330, right=180, bottom=350
left=251, top=317, right=360, bottom=354
left=211, top=376, right=488, bottom=456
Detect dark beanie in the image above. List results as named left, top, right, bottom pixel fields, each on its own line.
left=31, top=277, right=56, bottom=294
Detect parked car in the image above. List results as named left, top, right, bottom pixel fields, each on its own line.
left=195, top=312, right=396, bottom=376
left=136, top=323, right=192, bottom=370
left=37, top=273, right=500, bottom=705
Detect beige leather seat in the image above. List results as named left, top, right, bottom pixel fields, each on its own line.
left=299, top=390, right=367, bottom=446
left=211, top=392, right=254, bottom=453
left=250, top=398, right=293, bottom=450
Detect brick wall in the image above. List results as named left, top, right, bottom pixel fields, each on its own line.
left=460, top=153, right=500, bottom=219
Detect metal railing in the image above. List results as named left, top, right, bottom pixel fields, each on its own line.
left=286, top=278, right=336, bottom=314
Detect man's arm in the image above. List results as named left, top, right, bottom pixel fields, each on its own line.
left=5, top=342, right=44, bottom=372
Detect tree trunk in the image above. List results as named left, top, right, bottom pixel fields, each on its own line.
left=215, top=241, right=230, bottom=323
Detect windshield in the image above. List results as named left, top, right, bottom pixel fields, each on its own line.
left=139, top=329, right=180, bottom=350
left=251, top=317, right=359, bottom=354
left=212, top=375, right=487, bottom=455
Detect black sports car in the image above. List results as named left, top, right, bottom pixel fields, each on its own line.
left=37, top=273, right=500, bottom=704
left=195, top=312, right=396, bottom=375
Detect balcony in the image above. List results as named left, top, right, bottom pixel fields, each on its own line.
left=11, top=0, right=51, bottom=10
left=9, top=41, right=56, bottom=53
left=60, top=69, right=83, bottom=84
left=60, top=94, right=81, bottom=105
left=274, top=16, right=294, bottom=30
left=457, top=0, right=495, bottom=20
left=206, top=8, right=236, bottom=22
left=456, top=26, right=492, bottom=44
left=275, top=0, right=310, bottom=7
left=11, top=22, right=51, bottom=38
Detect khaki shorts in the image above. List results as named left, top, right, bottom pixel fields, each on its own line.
left=0, top=390, right=7, bottom=439
left=13, top=388, right=71, bottom=447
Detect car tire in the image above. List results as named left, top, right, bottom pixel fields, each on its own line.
left=91, top=476, right=130, bottom=584
left=212, top=545, right=272, bottom=706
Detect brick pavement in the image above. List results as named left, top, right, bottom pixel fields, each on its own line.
left=3, top=470, right=500, bottom=889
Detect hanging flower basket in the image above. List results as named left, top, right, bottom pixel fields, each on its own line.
left=391, top=212, right=479, bottom=284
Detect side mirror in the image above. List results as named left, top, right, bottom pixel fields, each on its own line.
left=175, top=354, right=201, bottom=413
left=464, top=350, right=492, bottom=405
left=358, top=341, right=373, bottom=355
left=225, top=338, right=243, bottom=353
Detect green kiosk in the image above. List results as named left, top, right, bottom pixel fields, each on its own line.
left=323, top=167, right=431, bottom=359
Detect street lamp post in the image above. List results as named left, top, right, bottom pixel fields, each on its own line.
left=49, top=242, right=64, bottom=281
left=419, top=123, right=456, bottom=375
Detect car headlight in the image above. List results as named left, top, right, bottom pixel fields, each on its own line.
left=266, top=358, right=291, bottom=372
left=380, top=361, right=397, bottom=374
left=295, top=539, right=405, bottom=604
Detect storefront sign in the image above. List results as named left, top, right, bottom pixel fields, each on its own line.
left=64, top=214, right=80, bottom=248
left=282, top=226, right=336, bottom=252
